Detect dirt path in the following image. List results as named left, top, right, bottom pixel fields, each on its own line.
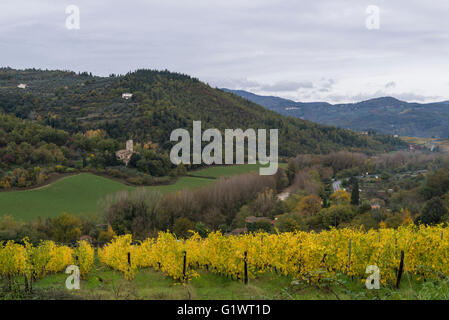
left=0, top=173, right=80, bottom=193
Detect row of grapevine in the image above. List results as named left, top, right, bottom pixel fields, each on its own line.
left=3, top=225, right=449, bottom=286
left=98, top=233, right=199, bottom=281
left=0, top=240, right=94, bottom=286
left=98, top=225, right=449, bottom=285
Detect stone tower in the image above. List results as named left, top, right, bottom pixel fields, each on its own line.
left=126, top=140, right=133, bottom=153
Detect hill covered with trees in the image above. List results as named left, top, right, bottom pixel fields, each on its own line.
left=0, top=68, right=406, bottom=189
left=0, top=68, right=405, bottom=154
left=223, top=89, right=449, bottom=138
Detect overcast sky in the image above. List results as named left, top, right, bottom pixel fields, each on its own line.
left=1, top=0, right=449, bottom=103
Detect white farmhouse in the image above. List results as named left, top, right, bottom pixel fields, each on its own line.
left=17, top=83, right=27, bottom=89
left=122, top=93, right=133, bottom=100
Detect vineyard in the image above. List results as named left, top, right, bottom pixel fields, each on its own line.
left=0, top=239, right=94, bottom=291
left=2, top=224, right=449, bottom=293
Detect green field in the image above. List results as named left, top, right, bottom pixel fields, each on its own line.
left=0, top=164, right=277, bottom=221
left=3, top=263, right=445, bottom=300
left=26, top=268, right=296, bottom=300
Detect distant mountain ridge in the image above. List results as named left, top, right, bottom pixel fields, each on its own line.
left=221, top=89, right=449, bottom=138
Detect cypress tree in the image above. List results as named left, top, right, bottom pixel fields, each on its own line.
left=351, top=179, right=360, bottom=206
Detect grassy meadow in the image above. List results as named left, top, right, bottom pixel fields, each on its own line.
left=5, top=261, right=447, bottom=300
left=0, top=164, right=278, bottom=221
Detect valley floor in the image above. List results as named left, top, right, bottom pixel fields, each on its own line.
left=0, top=164, right=278, bottom=221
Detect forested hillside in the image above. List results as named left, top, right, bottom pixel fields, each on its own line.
left=0, top=68, right=405, bottom=156
left=0, top=68, right=406, bottom=189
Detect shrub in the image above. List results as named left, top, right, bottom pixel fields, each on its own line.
left=417, top=197, right=448, bottom=225
left=49, top=213, right=82, bottom=243
left=173, top=217, right=194, bottom=239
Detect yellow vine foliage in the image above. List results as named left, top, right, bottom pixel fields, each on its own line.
left=99, top=233, right=198, bottom=281
left=0, top=239, right=94, bottom=280
left=98, top=234, right=138, bottom=280
left=0, top=241, right=27, bottom=277
left=73, top=240, right=95, bottom=279
left=45, top=241, right=73, bottom=273
left=3, top=225, right=449, bottom=286
left=97, top=225, right=449, bottom=285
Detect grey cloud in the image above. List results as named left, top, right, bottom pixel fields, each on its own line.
left=212, top=78, right=314, bottom=92
left=385, top=81, right=396, bottom=89
left=214, top=78, right=261, bottom=90
left=321, top=79, right=336, bottom=89
left=259, top=81, right=314, bottom=92
left=324, top=91, right=441, bottom=103
left=1, top=0, right=449, bottom=103
left=394, top=92, right=441, bottom=102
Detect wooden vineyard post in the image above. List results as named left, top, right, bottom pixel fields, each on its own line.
left=7, top=275, right=12, bottom=291
left=348, top=239, right=352, bottom=269
left=244, top=251, right=248, bottom=285
left=29, top=259, right=34, bottom=293
left=396, top=250, right=404, bottom=289
left=183, top=251, right=187, bottom=283
left=127, top=251, right=131, bottom=278
left=395, top=237, right=398, bottom=257
left=24, top=274, right=29, bottom=293
left=321, top=254, right=327, bottom=264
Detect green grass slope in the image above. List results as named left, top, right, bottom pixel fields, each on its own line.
left=8, top=266, right=446, bottom=300
left=0, top=174, right=132, bottom=221
left=0, top=164, right=266, bottom=221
